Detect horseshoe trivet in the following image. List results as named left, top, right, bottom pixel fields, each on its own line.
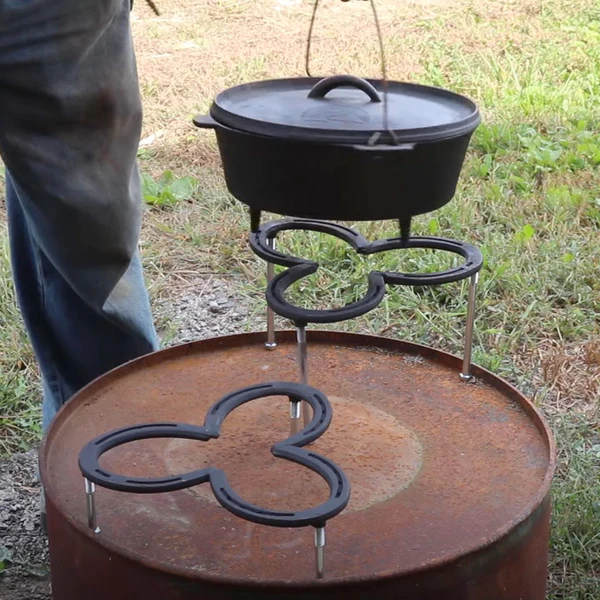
left=250, top=218, right=484, bottom=395
left=78, top=381, right=350, bottom=579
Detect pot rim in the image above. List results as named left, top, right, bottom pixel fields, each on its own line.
left=199, top=111, right=479, bottom=148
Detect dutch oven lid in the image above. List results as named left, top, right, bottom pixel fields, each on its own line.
left=209, top=75, right=481, bottom=145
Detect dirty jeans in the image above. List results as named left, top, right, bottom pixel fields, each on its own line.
left=0, top=0, right=159, bottom=434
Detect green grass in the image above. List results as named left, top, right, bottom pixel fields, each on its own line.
left=0, top=0, right=599, bottom=597
left=549, top=414, right=600, bottom=598
left=0, top=225, right=42, bottom=454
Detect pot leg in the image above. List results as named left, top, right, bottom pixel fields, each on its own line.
left=460, top=272, right=479, bottom=381
left=399, top=217, right=412, bottom=247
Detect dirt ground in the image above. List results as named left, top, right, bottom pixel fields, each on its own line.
left=0, top=451, right=51, bottom=600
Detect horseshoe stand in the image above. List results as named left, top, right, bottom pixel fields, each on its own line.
left=78, top=382, right=349, bottom=579
left=250, top=218, right=484, bottom=412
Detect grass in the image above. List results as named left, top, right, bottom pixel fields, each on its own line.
left=0, top=0, right=599, bottom=596
left=0, top=170, right=43, bottom=454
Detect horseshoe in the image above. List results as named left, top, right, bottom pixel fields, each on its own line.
left=249, top=218, right=483, bottom=326
left=78, top=381, right=350, bottom=529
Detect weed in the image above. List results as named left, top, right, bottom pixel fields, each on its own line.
left=142, top=170, right=199, bottom=208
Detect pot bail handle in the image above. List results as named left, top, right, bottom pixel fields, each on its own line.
left=307, top=75, right=382, bottom=103
left=305, top=0, right=399, bottom=145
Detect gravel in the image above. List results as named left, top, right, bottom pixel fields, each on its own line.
left=157, top=276, right=262, bottom=345
left=0, top=451, right=51, bottom=600
left=0, top=276, right=268, bottom=598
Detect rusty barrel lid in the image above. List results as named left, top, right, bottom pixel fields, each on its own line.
left=40, top=331, right=555, bottom=587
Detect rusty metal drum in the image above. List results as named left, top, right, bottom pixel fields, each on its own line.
left=39, top=331, right=555, bottom=600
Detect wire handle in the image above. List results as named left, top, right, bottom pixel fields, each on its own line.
left=305, top=0, right=397, bottom=144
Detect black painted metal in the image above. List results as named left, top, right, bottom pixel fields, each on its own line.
left=249, top=218, right=483, bottom=326
left=193, top=75, right=480, bottom=225
left=205, top=76, right=480, bottom=146
left=194, top=118, right=475, bottom=224
left=269, top=266, right=387, bottom=325
left=79, top=381, right=350, bottom=528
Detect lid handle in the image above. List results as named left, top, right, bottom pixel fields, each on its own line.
left=307, top=75, right=382, bottom=103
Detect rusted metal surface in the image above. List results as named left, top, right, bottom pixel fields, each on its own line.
left=40, top=331, right=555, bottom=599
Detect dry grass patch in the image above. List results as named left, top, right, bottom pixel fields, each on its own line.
left=538, top=340, right=600, bottom=413
left=130, top=0, right=560, bottom=172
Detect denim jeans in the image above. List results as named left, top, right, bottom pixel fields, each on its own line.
left=0, top=0, right=159, bottom=433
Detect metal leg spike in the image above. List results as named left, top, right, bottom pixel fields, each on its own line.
left=265, top=239, right=277, bottom=350
left=290, top=399, right=302, bottom=436
left=460, top=272, right=479, bottom=381
left=315, top=525, right=326, bottom=579
left=84, top=478, right=101, bottom=534
left=296, top=324, right=312, bottom=425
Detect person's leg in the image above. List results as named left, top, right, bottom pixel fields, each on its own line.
left=0, top=0, right=159, bottom=435
left=6, top=172, right=158, bottom=432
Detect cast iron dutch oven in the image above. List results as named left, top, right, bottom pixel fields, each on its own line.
left=194, top=74, right=480, bottom=227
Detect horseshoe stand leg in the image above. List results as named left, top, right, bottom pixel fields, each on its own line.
left=290, top=396, right=302, bottom=437
left=296, top=323, right=313, bottom=428
left=84, top=478, right=100, bottom=534
left=265, top=238, right=277, bottom=351
left=460, top=272, right=479, bottom=382
left=315, top=524, right=326, bottom=579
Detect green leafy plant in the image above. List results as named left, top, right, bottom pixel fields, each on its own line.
left=141, top=170, right=198, bottom=208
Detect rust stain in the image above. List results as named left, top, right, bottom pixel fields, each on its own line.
left=162, top=394, right=423, bottom=514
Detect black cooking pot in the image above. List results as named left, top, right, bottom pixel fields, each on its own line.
left=194, top=75, right=480, bottom=227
